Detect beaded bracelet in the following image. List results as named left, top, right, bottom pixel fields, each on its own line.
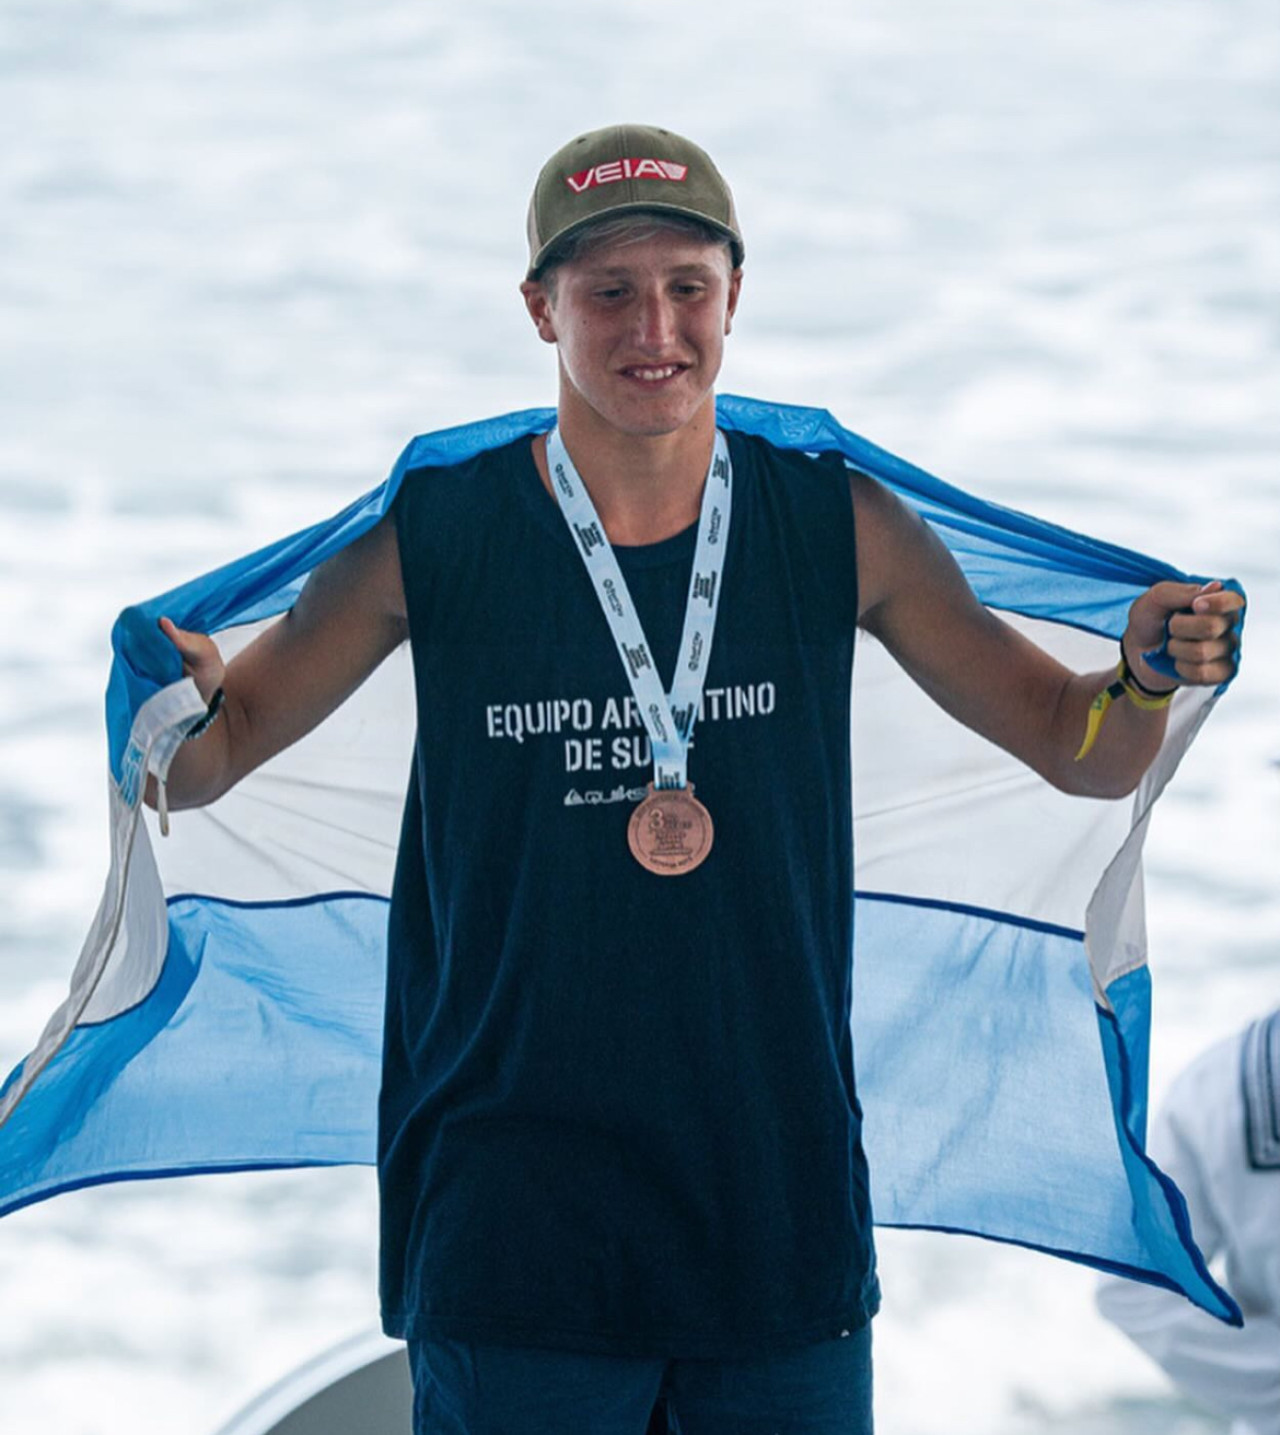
left=183, top=686, right=225, bottom=742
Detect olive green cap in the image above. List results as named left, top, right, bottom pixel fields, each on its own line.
left=526, top=123, right=744, bottom=279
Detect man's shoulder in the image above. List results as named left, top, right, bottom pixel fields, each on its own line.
left=398, top=432, right=531, bottom=489
left=726, top=429, right=850, bottom=487
left=391, top=433, right=534, bottom=523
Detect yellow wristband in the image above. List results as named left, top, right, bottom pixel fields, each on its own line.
left=1074, top=661, right=1176, bottom=762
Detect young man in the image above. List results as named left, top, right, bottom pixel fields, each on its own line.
left=155, top=125, right=1241, bottom=1433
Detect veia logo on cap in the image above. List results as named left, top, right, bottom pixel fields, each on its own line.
left=565, top=158, right=689, bottom=193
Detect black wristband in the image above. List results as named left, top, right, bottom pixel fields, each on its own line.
left=1119, top=641, right=1177, bottom=698
left=183, top=686, right=225, bottom=742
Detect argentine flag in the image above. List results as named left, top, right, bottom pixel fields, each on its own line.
left=0, top=396, right=1243, bottom=1326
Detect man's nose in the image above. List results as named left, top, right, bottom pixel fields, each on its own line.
left=633, top=291, right=677, bottom=352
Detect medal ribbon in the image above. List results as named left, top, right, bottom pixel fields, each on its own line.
left=546, top=427, right=732, bottom=790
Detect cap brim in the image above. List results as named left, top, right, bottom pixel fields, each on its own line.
left=526, top=204, right=743, bottom=280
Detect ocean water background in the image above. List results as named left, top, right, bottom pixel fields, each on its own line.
left=1, top=0, right=1276, bottom=1431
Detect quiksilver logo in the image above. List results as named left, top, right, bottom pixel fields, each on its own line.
left=565, top=158, right=689, bottom=193
left=693, top=572, right=717, bottom=605
left=713, top=455, right=729, bottom=484
left=623, top=642, right=652, bottom=678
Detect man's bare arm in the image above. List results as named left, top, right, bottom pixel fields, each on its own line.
left=147, top=515, right=408, bottom=811
left=851, top=471, right=1242, bottom=799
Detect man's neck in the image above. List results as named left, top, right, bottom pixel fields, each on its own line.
left=533, top=395, right=718, bottom=547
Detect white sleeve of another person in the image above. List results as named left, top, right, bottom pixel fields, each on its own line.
left=1096, top=1029, right=1280, bottom=1435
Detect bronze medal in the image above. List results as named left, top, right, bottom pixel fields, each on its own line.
left=627, top=783, right=714, bottom=876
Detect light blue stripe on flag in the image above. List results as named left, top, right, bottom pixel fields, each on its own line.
left=0, top=895, right=386, bottom=1211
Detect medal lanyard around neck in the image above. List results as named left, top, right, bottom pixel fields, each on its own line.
left=546, top=427, right=732, bottom=791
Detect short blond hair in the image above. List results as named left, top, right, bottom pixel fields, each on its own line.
left=536, top=213, right=735, bottom=299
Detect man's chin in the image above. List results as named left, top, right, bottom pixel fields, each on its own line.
left=594, top=392, right=717, bottom=441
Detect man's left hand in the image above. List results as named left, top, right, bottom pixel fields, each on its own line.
left=1123, top=581, right=1244, bottom=692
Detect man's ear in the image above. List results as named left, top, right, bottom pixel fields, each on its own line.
left=724, top=267, right=743, bottom=336
left=520, top=280, right=558, bottom=345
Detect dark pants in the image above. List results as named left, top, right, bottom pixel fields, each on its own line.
left=409, top=1325, right=873, bottom=1434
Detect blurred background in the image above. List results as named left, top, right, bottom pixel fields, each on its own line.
left=0, top=1, right=1276, bottom=1430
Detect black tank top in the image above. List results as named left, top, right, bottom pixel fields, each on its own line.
left=379, top=429, right=878, bottom=1357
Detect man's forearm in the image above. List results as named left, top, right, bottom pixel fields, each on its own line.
left=1051, top=664, right=1171, bottom=800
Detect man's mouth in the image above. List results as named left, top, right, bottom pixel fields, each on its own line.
left=621, top=364, right=686, bottom=383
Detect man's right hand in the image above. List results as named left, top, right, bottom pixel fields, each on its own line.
left=157, top=616, right=227, bottom=703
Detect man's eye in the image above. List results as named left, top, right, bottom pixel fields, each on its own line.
left=595, top=288, right=628, bottom=301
